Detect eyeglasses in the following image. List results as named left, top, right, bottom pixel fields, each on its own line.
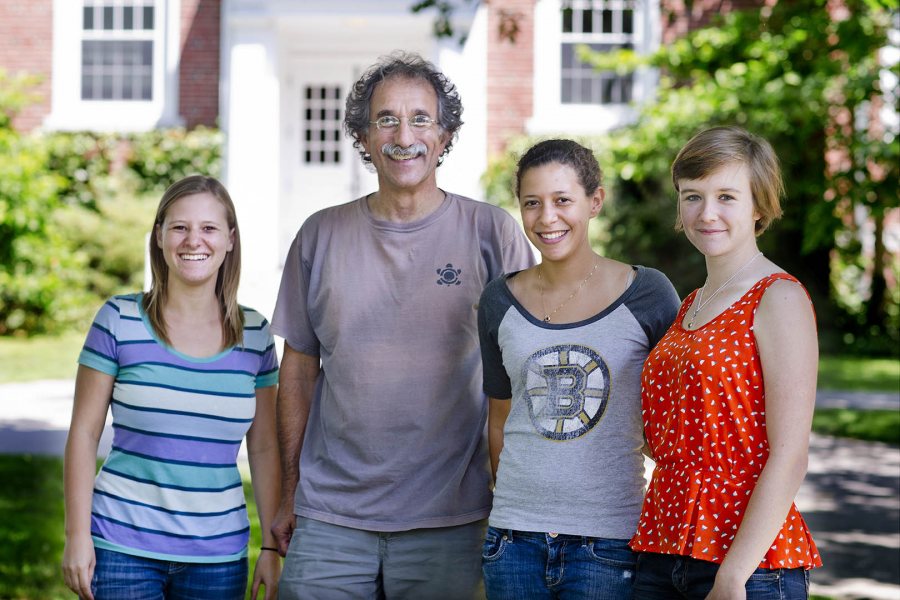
left=369, top=115, right=438, bottom=131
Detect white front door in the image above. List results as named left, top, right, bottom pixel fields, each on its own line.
left=280, top=57, right=379, bottom=259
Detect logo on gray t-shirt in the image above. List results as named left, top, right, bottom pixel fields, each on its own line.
left=435, top=263, right=463, bottom=286
left=523, top=344, right=610, bottom=441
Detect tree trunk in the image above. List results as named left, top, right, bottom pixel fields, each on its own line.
left=865, top=209, right=887, bottom=327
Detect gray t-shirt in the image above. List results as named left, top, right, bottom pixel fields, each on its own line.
left=271, top=193, right=534, bottom=531
left=478, top=267, right=679, bottom=538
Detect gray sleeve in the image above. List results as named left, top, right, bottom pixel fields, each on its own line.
left=627, top=267, right=682, bottom=348
left=270, top=227, right=321, bottom=356
left=478, top=277, right=514, bottom=399
left=499, top=219, right=536, bottom=278
left=481, top=205, right=536, bottom=282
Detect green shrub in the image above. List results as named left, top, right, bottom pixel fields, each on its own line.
left=127, top=126, right=224, bottom=193
left=812, top=409, right=900, bottom=445
left=54, top=186, right=157, bottom=306
left=1, top=124, right=222, bottom=336
left=0, top=130, right=94, bottom=335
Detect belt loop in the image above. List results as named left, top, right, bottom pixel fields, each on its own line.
left=506, top=529, right=515, bottom=542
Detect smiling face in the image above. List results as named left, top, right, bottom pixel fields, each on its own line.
left=155, top=192, right=234, bottom=290
left=518, top=162, right=603, bottom=263
left=677, top=161, right=761, bottom=259
left=360, top=76, right=450, bottom=196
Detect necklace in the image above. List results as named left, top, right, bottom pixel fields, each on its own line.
left=538, top=259, right=600, bottom=323
left=687, top=251, right=763, bottom=329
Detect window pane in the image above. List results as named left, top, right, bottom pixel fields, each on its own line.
left=623, top=9, right=633, bottom=34
left=302, top=85, right=343, bottom=164
left=562, top=7, right=573, bottom=33
left=80, top=40, right=153, bottom=102
left=561, top=77, right=572, bottom=103
left=102, top=42, right=116, bottom=66
left=83, top=6, right=94, bottom=29
left=143, top=6, right=154, bottom=30
left=83, top=41, right=96, bottom=66
left=582, top=9, right=593, bottom=34
left=561, top=42, right=633, bottom=105
left=81, top=74, right=93, bottom=99
left=602, top=9, right=612, bottom=33
left=124, top=6, right=134, bottom=30
left=122, top=76, right=134, bottom=99
left=103, top=6, right=114, bottom=30
left=620, top=76, right=633, bottom=102
left=102, top=75, right=113, bottom=99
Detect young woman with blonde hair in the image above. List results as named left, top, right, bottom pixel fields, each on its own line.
left=63, top=175, right=281, bottom=599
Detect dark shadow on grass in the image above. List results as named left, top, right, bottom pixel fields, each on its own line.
left=801, top=434, right=900, bottom=592
left=0, top=425, right=112, bottom=456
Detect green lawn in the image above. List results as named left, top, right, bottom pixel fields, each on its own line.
left=2, top=333, right=898, bottom=392
left=0, top=456, right=267, bottom=600
left=0, top=332, right=83, bottom=383
left=0, top=455, right=69, bottom=600
left=817, top=355, right=899, bottom=393
left=0, top=454, right=842, bottom=599
left=812, top=408, right=900, bottom=444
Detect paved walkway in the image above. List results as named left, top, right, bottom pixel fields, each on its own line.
left=1, top=380, right=898, bottom=599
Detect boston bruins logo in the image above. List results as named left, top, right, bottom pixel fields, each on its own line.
left=523, top=344, right=610, bottom=441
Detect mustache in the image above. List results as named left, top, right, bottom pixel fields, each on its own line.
left=381, top=143, right=427, bottom=159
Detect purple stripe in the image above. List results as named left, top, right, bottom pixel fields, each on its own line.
left=114, top=428, right=239, bottom=465
left=118, top=344, right=260, bottom=372
left=92, top=516, right=248, bottom=556
left=260, top=350, right=278, bottom=373
left=84, top=327, right=115, bottom=357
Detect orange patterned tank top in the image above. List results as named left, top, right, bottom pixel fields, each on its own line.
left=630, top=273, right=822, bottom=569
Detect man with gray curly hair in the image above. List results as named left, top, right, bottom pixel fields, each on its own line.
left=270, top=52, right=533, bottom=599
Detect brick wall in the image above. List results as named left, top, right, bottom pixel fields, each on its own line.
left=179, top=0, right=220, bottom=128
left=482, top=0, right=769, bottom=156
left=486, top=0, right=534, bottom=157
left=0, top=0, right=53, bottom=131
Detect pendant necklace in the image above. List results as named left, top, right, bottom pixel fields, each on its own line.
left=538, top=259, right=600, bottom=323
left=687, top=251, right=763, bottom=329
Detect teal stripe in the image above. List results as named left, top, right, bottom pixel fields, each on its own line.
left=256, top=371, right=279, bottom=389
left=79, top=349, right=118, bottom=376
left=127, top=361, right=254, bottom=377
left=119, top=363, right=255, bottom=396
left=104, top=452, right=241, bottom=489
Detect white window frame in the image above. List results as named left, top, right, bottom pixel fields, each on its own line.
left=46, top=0, right=182, bottom=131
left=529, top=0, right=660, bottom=135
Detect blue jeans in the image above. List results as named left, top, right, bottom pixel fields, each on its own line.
left=91, top=547, right=248, bottom=600
left=481, top=527, right=637, bottom=599
left=278, top=516, right=486, bottom=600
left=632, top=552, right=810, bottom=599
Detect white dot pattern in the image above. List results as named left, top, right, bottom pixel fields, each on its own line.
left=630, top=273, right=822, bottom=569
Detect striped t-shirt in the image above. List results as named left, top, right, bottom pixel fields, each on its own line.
left=78, top=293, right=279, bottom=563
